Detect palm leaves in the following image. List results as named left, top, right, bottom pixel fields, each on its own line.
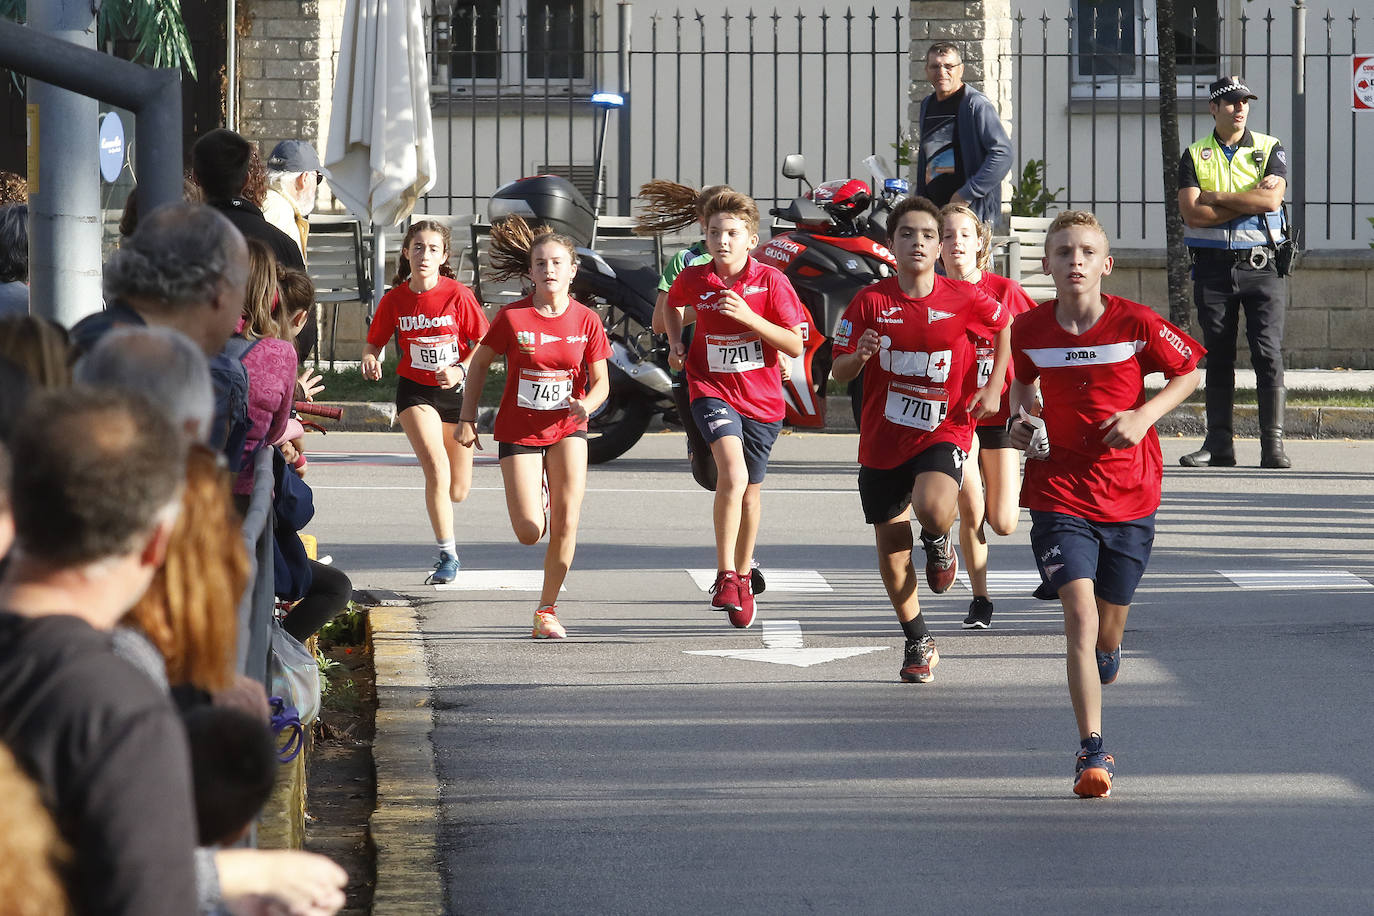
left=0, top=0, right=197, bottom=78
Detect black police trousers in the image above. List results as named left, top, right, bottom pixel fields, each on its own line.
left=1191, top=257, right=1286, bottom=392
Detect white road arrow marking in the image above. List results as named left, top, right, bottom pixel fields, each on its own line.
left=686, top=619, right=886, bottom=667
left=684, top=646, right=889, bottom=668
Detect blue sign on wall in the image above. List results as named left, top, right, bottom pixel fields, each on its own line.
left=99, top=112, right=125, bottom=183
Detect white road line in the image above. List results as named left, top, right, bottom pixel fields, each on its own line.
left=432, top=570, right=549, bottom=592
left=686, top=568, right=833, bottom=593
left=954, top=569, right=1044, bottom=590
left=761, top=619, right=804, bottom=649
left=1219, top=569, right=1374, bottom=590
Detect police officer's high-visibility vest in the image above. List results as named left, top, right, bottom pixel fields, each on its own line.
left=1183, top=131, right=1286, bottom=250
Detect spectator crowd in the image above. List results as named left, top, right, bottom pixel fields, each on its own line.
left=0, top=130, right=354, bottom=915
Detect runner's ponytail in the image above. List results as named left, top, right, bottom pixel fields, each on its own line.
left=634, top=180, right=733, bottom=235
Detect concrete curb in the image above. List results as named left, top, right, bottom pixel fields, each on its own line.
left=366, top=598, right=445, bottom=914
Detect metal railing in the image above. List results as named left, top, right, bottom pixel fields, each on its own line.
left=237, top=446, right=276, bottom=686
left=421, top=2, right=909, bottom=218
left=1009, top=2, right=1372, bottom=248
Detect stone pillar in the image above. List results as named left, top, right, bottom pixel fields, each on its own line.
left=236, top=0, right=346, bottom=171
left=907, top=0, right=1015, bottom=207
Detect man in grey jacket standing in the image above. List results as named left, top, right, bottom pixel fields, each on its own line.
left=914, top=41, right=1014, bottom=227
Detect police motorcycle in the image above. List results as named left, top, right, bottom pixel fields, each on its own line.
left=484, top=174, right=675, bottom=464
left=754, top=154, right=908, bottom=427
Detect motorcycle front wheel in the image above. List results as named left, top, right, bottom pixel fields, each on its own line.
left=587, top=383, right=655, bottom=464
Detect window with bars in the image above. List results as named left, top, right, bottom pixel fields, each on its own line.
left=445, top=1, right=588, bottom=88
left=1073, top=0, right=1220, bottom=82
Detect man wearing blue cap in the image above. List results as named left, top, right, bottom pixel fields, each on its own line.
left=1178, top=75, right=1292, bottom=469
left=265, top=140, right=330, bottom=261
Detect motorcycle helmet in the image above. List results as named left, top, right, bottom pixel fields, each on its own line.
left=809, top=178, right=872, bottom=221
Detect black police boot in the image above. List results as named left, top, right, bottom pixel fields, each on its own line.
left=1180, top=383, right=1236, bottom=467
left=1259, top=387, right=1291, bottom=469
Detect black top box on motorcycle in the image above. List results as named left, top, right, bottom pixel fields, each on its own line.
left=489, top=175, right=596, bottom=249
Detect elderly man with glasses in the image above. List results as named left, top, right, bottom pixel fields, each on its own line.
left=913, top=41, right=1014, bottom=227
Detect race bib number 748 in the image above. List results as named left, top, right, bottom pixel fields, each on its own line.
left=517, top=368, right=574, bottom=410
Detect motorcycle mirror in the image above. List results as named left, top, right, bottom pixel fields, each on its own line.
left=781, top=154, right=808, bottom=181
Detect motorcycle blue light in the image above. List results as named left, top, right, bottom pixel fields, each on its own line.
left=885, top=178, right=909, bottom=193
left=591, top=91, right=625, bottom=108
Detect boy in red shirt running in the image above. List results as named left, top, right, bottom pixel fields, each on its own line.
left=1008, top=210, right=1202, bottom=797
left=831, top=196, right=1010, bottom=683
left=664, top=190, right=805, bottom=629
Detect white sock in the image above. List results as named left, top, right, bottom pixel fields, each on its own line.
left=437, top=538, right=456, bottom=556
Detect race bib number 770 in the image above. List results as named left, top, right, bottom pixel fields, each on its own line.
left=883, top=381, right=948, bottom=432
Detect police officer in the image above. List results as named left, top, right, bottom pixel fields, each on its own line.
left=1178, top=75, right=1291, bottom=469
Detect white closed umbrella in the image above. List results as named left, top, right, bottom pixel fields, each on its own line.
left=325, top=0, right=435, bottom=228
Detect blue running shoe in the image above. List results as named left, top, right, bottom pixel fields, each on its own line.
left=1073, top=733, right=1115, bottom=798
left=427, top=551, right=460, bottom=585
left=1096, top=645, right=1121, bottom=684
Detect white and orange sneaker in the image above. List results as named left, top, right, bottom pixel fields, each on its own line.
left=532, top=605, right=567, bottom=639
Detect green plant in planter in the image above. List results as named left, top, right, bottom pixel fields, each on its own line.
left=1010, top=159, right=1064, bottom=218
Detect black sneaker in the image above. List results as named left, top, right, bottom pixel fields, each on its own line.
left=899, top=635, right=939, bottom=683
left=749, top=561, right=766, bottom=596
left=962, top=596, right=994, bottom=629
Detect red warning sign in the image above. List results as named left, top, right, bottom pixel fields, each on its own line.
left=1356, top=55, right=1374, bottom=111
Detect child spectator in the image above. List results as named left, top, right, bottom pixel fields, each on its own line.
left=234, top=239, right=298, bottom=497
left=830, top=195, right=1010, bottom=683
left=1008, top=210, right=1201, bottom=797
left=458, top=215, right=612, bottom=639
left=663, top=190, right=805, bottom=629
left=182, top=706, right=278, bottom=847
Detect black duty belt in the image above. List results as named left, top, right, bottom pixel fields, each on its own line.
left=1190, top=246, right=1277, bottom=269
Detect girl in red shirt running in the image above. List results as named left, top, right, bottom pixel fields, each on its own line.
left=939, top=203, right=1039, bottom=630
left=363, top=220, right=489, bottom=585
left=456, top=216, right=612, bottom=639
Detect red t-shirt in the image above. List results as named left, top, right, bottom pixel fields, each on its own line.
left=834, top=274, right=1009, bottom=469
left=1012, top=294, right=1204, bottom=522
left=366, top=276, right=488, bottom=386
left=481, top=296, right=613, bottom=446
left=966, top=272, right=1039, bottom=427
left=667, top=258, right=806, bottom=423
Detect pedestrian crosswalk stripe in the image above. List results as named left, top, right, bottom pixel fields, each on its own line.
left=954, top=569, right=1043, bottom=590
left=432, top=570, right=549, bottom=592
left=686, top=569, right=833, bottom=593
left=1218, top=569, right=1373, bottom=590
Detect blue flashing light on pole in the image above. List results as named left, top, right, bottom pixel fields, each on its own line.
left=590, top=91, right=625, bottom=230
left=591, top=91, right=625, bottom=109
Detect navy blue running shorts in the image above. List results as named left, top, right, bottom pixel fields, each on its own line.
left=1028, top=510, right=1156, bottom=606
left=689, top=397, right=782, bottom=485
left=857, top=441, right=968, bottom=525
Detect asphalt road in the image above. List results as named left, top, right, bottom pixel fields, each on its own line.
left=306, top=431, right=1374, bottom=916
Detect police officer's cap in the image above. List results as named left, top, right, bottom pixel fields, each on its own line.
left=1208, top=75, right=1258, bottom=103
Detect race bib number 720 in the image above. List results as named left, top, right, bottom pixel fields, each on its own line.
left=517, top=368, right=574, bottom=410
left=883, top=381, right=948, bottom=432
left=706, top=333, right=766, bottom=373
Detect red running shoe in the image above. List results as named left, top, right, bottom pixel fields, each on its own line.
left=709, top=570, right=742, bottom=613
left=729, top=574, right=756, bottom=629
left=920, top=531, right=958, bottom=594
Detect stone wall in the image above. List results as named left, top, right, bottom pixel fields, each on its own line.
left=235, top=0, right=347, bottom=169
left=1104, top=250, right=1374, bottom=370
